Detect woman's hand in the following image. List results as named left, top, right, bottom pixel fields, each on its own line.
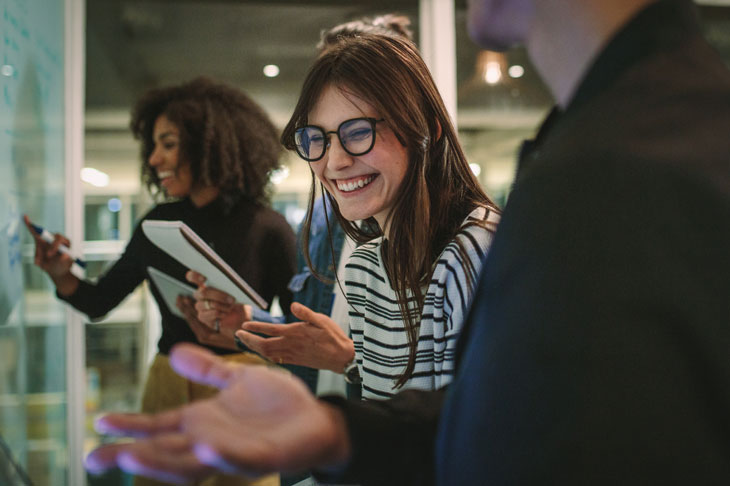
left=23, top=215, right=79, bottom=296
left=176, top=296, right=238, bottom=351
left=185, top=270, right=252, bottom=336
left=236, top=302, right=355, bottom=373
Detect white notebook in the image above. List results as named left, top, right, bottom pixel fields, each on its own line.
left=147, top=267, right=196, bottom=319
left=142, top=220, right=267, bottom=309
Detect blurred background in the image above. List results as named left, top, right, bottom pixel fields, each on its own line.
left=2, top=1, right=729, bottom=484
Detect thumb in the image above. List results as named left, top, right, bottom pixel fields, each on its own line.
left=169, top=343, right=237, bottom=389
left=290, top=302, right=322, bottom=325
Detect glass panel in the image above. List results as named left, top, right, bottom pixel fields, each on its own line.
left=455, top=2, right=730, bottom=206
left=0, top=0, right=67, bottom=484
left=454, top=3, right=551, bottom=207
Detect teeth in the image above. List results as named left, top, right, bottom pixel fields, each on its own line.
left=158, top=171, right=173, bottom=178
left=337, top=175, right=374, bottom=192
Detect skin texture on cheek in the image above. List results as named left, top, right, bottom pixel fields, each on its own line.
left=307, top=85, right=409, bottom=229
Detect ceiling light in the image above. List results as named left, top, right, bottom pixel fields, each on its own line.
left=508, top=65, right=525, bottom=78
left=1, top=65, right=14, bottom=77
left=81, top=167, right=110, bottom=187
left=484, top=61, right=502, bottom=85
left=469, top=163, right=482, bottom=177
left=263, top=64, right=280, bottom=78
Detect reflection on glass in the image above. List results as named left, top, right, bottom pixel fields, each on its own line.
left=1, top=1, right=68, bottom=484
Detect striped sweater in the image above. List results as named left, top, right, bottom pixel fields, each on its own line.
left=344, top=206, right=498, bottom=399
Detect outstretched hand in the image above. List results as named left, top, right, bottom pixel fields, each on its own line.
left=236, top=302, right=355, bottom=373
left=85, top=343, right=351, bottom=483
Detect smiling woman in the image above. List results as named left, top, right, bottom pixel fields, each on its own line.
left=271, top=31, right=502, bottom=399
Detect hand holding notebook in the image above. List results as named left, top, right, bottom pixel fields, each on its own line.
left=142, top=220, right=267, bottom=309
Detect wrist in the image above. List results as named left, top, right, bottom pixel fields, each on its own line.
left=340, top=342, right=361, bottom=385
left=333, top=339, right=355, bottom=374
left=54, top=273, right=79, bottom=297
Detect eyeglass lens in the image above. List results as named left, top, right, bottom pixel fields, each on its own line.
left=295, top=118, right=376, bottom=161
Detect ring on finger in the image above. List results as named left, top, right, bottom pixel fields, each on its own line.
left=214, top=319, right=221, bottom=333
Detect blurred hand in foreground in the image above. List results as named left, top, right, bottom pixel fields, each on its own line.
left=85, top=343, right=351, bottom=484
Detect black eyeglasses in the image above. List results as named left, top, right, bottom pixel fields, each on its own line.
left=293, top=117, right=385, bottom=162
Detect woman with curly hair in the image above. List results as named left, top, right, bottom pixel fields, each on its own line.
left=26, top=77, right=291, bottom=486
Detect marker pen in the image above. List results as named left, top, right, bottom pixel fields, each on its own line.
left=28, top=221, right=87, bottom=268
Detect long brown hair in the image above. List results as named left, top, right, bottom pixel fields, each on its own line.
left=282, top=33, right=498, bottom=387
left=131, top=76, right=281, bottom=207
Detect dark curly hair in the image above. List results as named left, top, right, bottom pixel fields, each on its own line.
left=130, top=76, right=281, bottom=207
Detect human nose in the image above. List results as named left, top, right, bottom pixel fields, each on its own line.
left=325, top=134, right=353, bottom=171
left=148, top=146, right=162, bottom=166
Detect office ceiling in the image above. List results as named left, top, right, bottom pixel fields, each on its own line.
left=86, top=0, right=425, bottom=125
left=83, top=1, right=730, bottom=197
left=86, top=0, right=730, bottom=121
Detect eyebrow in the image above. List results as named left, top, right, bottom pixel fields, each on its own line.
left=155, top=131, right=178, bottom=141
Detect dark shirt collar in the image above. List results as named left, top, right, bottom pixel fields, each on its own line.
left=518, top=0, right=699, bottom=169
left=567, top=0, right=699, bottom=115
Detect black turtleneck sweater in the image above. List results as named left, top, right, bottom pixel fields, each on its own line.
left=62, top=196, right=296, bottom=355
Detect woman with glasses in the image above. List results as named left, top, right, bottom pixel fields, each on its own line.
left=235, top=29, right=500, bottom=399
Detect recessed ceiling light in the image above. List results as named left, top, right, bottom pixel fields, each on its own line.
left=81, top=167, right=110, bottom=187
left=263, top=64, right=280, bottom=78
left=484, top=61, right=502, bottom=85
left=508, top=65, right=525, bottom=78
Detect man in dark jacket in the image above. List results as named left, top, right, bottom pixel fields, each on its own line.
left=86, top=1, right=730, bottom=484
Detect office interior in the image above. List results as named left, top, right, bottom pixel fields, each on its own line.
left=0, top=0, right=728, bottom=484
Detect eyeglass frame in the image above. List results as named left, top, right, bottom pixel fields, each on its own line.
left=293, top=117, right=385, bottom=162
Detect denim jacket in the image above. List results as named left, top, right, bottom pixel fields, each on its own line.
left=248, top=197, right=346, bottom=392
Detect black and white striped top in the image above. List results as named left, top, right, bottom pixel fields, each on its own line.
left=344, top=206, right=499, bottom=399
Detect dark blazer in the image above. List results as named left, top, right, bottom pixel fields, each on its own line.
left=438, top=1, right=730, bottom=484
left=323, top=1, right=730, bottom=485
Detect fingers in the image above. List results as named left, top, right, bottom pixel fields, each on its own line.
left=115, top=435, right=213, bottom=484
left=194, top=287, right=236, bottom=307
left=290, top=302, right=325, bottom=327
left=94, top=410, right=182, bottom=438
left=194, top=298, right=234, bottom=315
left=85, top=442, right=134, bottom=475
left=23, top=215, right=41, bottom=242
left=169, top=343, right=238, bottom=389
left=235, top=330, right=288, bottom=361
left=240, top=321, right=291, bottom=337
left=176, top=296, right=194, bottom=314
left=291, top=303, right=344, bottom=336
left=186, top=270, right=207, bottom=286
left=47, top=233, right=70, bottom=257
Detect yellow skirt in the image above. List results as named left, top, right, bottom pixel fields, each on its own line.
left=134, top=352, right=280, bottom=486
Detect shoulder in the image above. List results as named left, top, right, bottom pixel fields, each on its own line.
left=345, top=238, right=384, bottom=284
left=139, top=200, right=186, bottom=221
left=445, top=206, right=499, bottom=262
left=246, top=203, right=295, bottom=237
left=348, top=238, right=381, bottom=264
